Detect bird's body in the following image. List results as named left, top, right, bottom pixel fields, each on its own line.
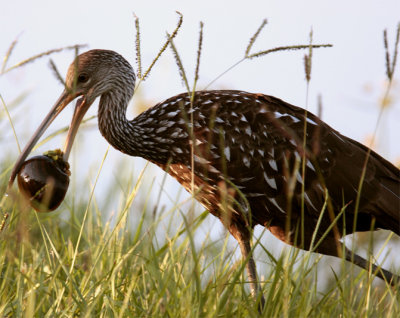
left=9, top=50, right=400, bottom=305
left=100, top=86, right=400, bottom=256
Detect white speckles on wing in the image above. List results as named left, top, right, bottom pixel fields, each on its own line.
left=170, top=129, right=187, bottom=139
left=158, top=148, right=168, bottom=153
left=247, top=193, right=265, bottom=198
left=165, top=110, right=178, bottom=118
left=156, top=126, right=168, bottom=134
left=296, top=172, right=303, bottom=184
left=269, top=159, right=278, bottom=172
left=258, top=106, right=267, bottom=113
left=269, top=197, right=286, bottom=214
left=239, top=176, right=255, bottom=182
left=155, top=137, right=174, bottom=144
left=268, top=147, right=275, bottom=158
left=139, top=127, right=155, bottom=134
left=316, top=183, right=325, bottom=194
left=194, top=121, right=202, bottom=129
left=173, top=147, right=183, bottom=154
left=143, top=117, right=153, bottom=125
left=273, top=112, right=305, bottom=125
left=208, top=165, right=220, bottom=174
left=331, top=131, right=345, bottom=143
left=245, top=127, right=252, bottom=136
left=243, top=155, right=251, bottom=168
left=304, top=192, right=318, bottom=211
left=289, top=139, right=298, bottom=148
left=149, top=108, right=158, bottom=116
left=194, top=154, right=210, bottom=165
left=210, top=144, right=218, bottom=151
left=288, top=114, right=301, bottom=123
left=189, top=138, right=204, bottom=146
left=264, top=172, right=277, bottom=190
left=159, top=119, right=176, bottom=127
left=293, top=151, right=301, bottom=162
left=306, top=117, right=317, bottom=125
left=224, top=146, right=231, bottom=161
left=178, top=117, right=187, bottom=125
left=306, top=160, right=316, bottom=172
left=211, top=152, right=220, bottom=160
left=186, top=108, right=196, bottom=115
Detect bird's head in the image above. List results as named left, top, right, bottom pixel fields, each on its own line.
left=64, top=50, right=135, bottom=106
left=8, top=49, right=135, bottom=188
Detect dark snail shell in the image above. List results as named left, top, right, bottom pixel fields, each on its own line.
left=17, top=154, right=70, bottom=212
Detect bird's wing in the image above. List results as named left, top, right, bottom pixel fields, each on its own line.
left=185, top=91, right=400, bottom=233
left=143, top=90, right=399, bottom=234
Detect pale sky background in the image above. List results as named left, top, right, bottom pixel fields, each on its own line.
left=1, top=0, right=399, bottom=286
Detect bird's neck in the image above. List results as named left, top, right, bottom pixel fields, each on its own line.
left=98, top=88, right=139, bottom=156
left=97, top=87, right=170, bottom=162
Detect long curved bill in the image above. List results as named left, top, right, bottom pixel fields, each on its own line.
left=62, top=96, right=91, bottom=161
left=7, top=90, right=91, bottom=190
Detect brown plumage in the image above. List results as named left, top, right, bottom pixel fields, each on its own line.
left=9, top=50, right=400, bottom=304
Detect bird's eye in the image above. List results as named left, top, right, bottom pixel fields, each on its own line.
left=77, top=74, right=89, bottom=83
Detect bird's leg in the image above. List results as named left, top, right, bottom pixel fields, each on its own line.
left=237, top=238, right=266, bottom=309
left=345, top=247, right=399, bottom=285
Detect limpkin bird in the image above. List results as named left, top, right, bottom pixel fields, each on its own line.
left=8, top=50, right=400, bottom=303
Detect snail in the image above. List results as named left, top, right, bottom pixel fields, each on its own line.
left=17, top=149, right=70, bottom=212
left=9, top=97, right=84, bottom=212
